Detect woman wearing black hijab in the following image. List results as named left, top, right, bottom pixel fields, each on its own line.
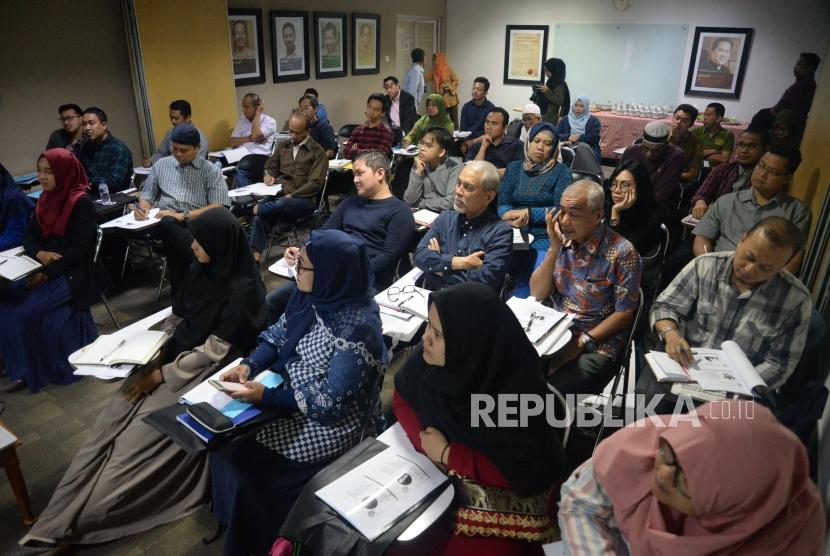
left=22, top=207, right=268, bottom=548
left=391, top=282, right=565, bottom=556
left=532, top=58, right=571, bottom=125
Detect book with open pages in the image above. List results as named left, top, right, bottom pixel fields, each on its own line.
left=645, top=340, right=766, bottom=397
left=506, top=297, right=569, bottom=345
left=69, top=330, right=168, bottom=366
left=0, top=246, right=42, bottom=281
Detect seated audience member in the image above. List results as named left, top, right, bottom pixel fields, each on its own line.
left=655, top=217, right=811, bottom=388
left=414, top=161, right=512, bottom=291
left=0, top=162, right=34, bottom=250
left=230, top=93, right=277, bottom=186
left=606, top=160, right=667, bottom=256
left=210, top=229, right=386, bottom=556
left=20, top=208, right=267, bottom=548
left=465, top=107, right=523, bottom=178
left=507, top=103, right=543, bottom=144
left=391, top=282, right=564, bottom=555
left=621, top=120, right=684, bottom=206
left=402, top=93, right=455, bottom=147
left=299, top=94, right=337, bottom=159
left=425, top=52, right=460, bottom=128
left=342, top=93, right=393, bottom=158
left=144, top=99, right=209, bottom=166
left=136, top=123, right=230, bottom=295
left=266, top=151, right=414, bottom=319
left=530, top=181, right=641, bottom=395
left=752, top=52, right=820, bottom=133
left=383, top=75, right=418, bottom=133
left=690, top=127, right=767, bottom=219
left=557, top=95, right=601, bottom=162
left=498, top=122, right=572, bottom=252
left=404, top=126, right=462, bottom=211
left=402, top=48, right=426, bottom=106
left=78, top=106, right=133, bottom=194
left=46, top=103, right=85, bottom=156
left=534, top=58, right=570, bottom=125
left=693, top=146, right=810, bottom=274
left=459, top=76, right=496, bottom=148
left=0, top=150, right=109, bottom=393
left=303, top=87, right=329, bottom=125
left=770, top=109, right=804, bottom=149
left=240, top=110, right=327, bottom=263
left=669, top=104, right=704, bottom=183
left=559, top=399, right=825, bottom=556
left=691, top=102, right=734, bottom=167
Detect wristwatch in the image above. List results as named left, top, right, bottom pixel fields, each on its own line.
left=182, top=208, right=190, bottom=222
left=579, top=332, right=597, bottom=353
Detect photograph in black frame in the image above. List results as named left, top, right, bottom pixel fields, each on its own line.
left=503, top=25, right=549, bottom=85
left=229, top=8, right=266, bottom=86
left=314, top=12, right=347, bottom=79
left=351, top=13, right=380, bottom=75
left=271, top=11, right=310, bottom=83
left=685, top=27, right=753, bottom=99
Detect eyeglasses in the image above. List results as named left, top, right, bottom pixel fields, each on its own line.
left=755, top=160, right=786, bottom=178
left=59, top=116, right=80, bottom=123
left=610, top=180, right=633, bottom=191
left=657, top=441, right=691, bottom=499
left=387, top=284, right=424, bottom=304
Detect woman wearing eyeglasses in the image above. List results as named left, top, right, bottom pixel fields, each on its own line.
left=559, top=399, right=825, bottom=555
left=209, top=228, right=386, bottom=556
left=605, top=159, right=667, bottom=257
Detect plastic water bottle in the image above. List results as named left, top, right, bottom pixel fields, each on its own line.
left=98, top=179, right=112, bottom=205
left=214, top=160, right=223, bottom=171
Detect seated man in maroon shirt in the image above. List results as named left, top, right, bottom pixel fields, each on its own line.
left=342, top=93, right=394, bottom=159
left=621, top=120, right=685, bottom=210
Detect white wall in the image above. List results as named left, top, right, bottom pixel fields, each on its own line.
left=446, top=0, right=830, bottom=122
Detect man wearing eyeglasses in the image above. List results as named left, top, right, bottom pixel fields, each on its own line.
left=692, top=145, right=810, bottom=274
left=46, top=103, right=86, bottom=156
left=690, top=128, right=768, bottom=220
left=404, top=126, right=461, bottom=212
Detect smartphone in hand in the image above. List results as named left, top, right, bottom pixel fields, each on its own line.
left=208, top=379, right=248, bottom=394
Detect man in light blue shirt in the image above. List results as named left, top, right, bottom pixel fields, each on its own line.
left=402, top=48, right=426, bottom=106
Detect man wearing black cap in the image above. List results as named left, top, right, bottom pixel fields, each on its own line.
left=621, top=120, right=685, bottom=207
left=134, top=123, right=230, bottom=295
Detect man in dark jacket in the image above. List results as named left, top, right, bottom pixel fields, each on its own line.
left=383, top=75, right=418, bottom=134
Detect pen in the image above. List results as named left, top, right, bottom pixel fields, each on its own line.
left=99, top=338, right=127, bottom=362
left=0, top=260, right=6, bottom=266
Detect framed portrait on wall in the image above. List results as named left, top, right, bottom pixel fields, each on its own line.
left=503, top=25, right=549, bottom=85
left=228, top=9, right=265, bottom=86
left=270, top=11, right=309, bottom=83
left=685, top=27, right=753, bottom=99
left=351, top=13, right=380, bottom=75
left=314, top=12, right=347, bottom=79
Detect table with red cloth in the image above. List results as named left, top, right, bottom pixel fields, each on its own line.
left=594, top=111, right=748, bottom=161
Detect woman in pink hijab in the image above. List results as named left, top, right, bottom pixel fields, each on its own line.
left=559, top=399, right=824, bottom=555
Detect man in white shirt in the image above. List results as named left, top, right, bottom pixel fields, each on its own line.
left=402, top=48, right=425, bottom=106
left=230, top=92, right=278, bottom=186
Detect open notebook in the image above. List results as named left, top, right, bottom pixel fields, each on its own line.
left=69, top=330, right=168, bottom=366
left=646, top=340, right=766, bottom=397
left=506, top=297, right=569, bottom=345
left=0, top=246, right=42, bottom=281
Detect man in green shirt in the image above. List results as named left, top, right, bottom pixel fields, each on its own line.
left=692, top=102, right=735, bottom=168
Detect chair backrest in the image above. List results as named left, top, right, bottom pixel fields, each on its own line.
left=622, top=287, right=646, bottom=366
left=560, top=146, right=575, bottom=167
left=546, top=383, right=571, bottom=449
left=236, top=154, right=269, bottom=183
left=338, top=124, right=359, bottom=140
left=94, top=226, right=104, bottom=263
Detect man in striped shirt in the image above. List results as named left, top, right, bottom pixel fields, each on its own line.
left=342, top=93, right=393, bottom=159
left=135, top=123, right=230, bottom=295
left=651, top=217, right=812, bottom=389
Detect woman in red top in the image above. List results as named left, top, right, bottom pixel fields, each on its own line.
left=390, top=282, right=565, bottom=555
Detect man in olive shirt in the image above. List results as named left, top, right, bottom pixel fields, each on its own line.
left=691, top=102, right=734, bottom=167
left=244, top=110, right=327, bottom=262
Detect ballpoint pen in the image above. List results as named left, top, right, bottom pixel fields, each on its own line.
left=99, top=339, right=127, bottom=362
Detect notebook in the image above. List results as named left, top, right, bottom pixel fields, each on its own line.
left=506, top=297, right=569, bottom=345
left=412, top=209, right=440, bottom=227
left=69, top=330, right=168, bottom=366
left=0, top=246, right=42, bottom=281
left=227, top=182, right=283, bottom=197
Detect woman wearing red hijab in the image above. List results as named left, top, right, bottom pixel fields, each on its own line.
left=0, top=149, right=108, bottom=393
left=559, top=399, right=825, bottom=555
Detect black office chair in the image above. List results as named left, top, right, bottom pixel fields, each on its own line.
left=233, top=154, right=269, bottom=188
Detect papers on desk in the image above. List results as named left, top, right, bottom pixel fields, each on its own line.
left=133, top=166, right=151, bottom=175
left=0, top=246, right=42, bottom=281
left=209, top=147, right=250, bottom=164
left=73, top=363, right=134, bottom=379
left=376, top=286, right=430, bottom=320
left=316, top=445, right=448, bottom=541
left=452, top=131, right=471, bottom=139
left=100, top=208, right=160, bottom=230
left=412, top=209, right=439, bottom=227
left=392, top=145, right=418, bottom=156
left=70, top=330, right=168, bottom=366
left=178, top=358, right=283, bottom=417
left=506, top=297, right=569, bottom=344
left=14, top=173, right=39, bottom=186
left=268, top=257, right=296, bottom=279
left=227, top=182, right=283, bottom=197
left=645, top=340, right=765, bottom=397
left=681, top=213, right=700, bottom=228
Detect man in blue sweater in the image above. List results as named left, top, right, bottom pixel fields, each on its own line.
left=265, top=150, right=415, bottom=320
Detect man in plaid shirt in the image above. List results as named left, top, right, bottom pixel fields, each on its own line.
left=651, top=216, right=812, bottom=389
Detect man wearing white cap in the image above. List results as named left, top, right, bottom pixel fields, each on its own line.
left=621, top=120, right=685, bottom=206
left=508, top=103, right=543, bottom=144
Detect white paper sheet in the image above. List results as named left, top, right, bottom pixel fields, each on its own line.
left=100, top=208, right=160, bottom=230
left=412, top=209, right=439, bottom=227
left=268, top=257, right=296, bottom=279
left=0, top=246, right=42, bottom=281
left=506, top=297, right=569, bottom=344
left=73, top=363, right=134, bottom=379
left=227, top=182, right=283, bottom=197
left=0, top=424, right=17, bottom=451
left=210, top=147, right=250, bottom=164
